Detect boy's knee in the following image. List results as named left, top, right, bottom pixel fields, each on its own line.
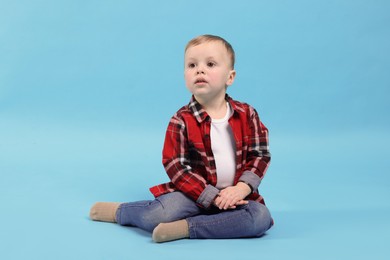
left=156, top=192, right=200, bottom=220
left=248, top=202, right=273, bottom=237
left=142, top=192, right=200, bottom=227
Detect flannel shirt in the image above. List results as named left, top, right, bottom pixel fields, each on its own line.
left=149, top=95, right=271, bottom=209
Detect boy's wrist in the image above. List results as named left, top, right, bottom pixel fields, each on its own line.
left=238, top=171, right=261, bottom=192
left=237, top=181, right=252, bottom=196
left=197, top=184, right=220, bottom=208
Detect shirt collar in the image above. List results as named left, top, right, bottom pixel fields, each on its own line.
left=188, top=94, right=238, bottom=123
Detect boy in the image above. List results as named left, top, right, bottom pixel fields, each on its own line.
left=90, top=35, right=273, bottom=243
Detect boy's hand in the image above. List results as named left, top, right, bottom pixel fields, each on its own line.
left=214, top=182, right=252, bottom=210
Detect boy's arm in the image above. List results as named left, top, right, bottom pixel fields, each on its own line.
left=238, top=107, right=271, bottom=192
left=162, top=116, right=219, bottom=209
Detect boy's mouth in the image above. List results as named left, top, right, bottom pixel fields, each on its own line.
left=195, top=78, right=208, bottom=84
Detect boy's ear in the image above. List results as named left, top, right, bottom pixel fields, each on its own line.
left=226, top=70, right=236, bottom=86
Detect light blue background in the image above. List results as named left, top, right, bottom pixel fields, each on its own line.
left=1, top=0, right=389, bottom=259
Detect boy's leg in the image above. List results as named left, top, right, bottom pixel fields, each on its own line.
left=153, top=201, right=273, bottom=242
left=187, top=201, right=273, bottom=239
left=116, top=192, right=201, bottom=232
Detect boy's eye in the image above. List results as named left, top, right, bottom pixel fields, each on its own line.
left=188, top=63, right=196, bottom=68
left=207, top=62, right=216, bottom=67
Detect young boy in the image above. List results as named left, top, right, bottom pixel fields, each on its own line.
left=90, top=35, right=273, bottom=243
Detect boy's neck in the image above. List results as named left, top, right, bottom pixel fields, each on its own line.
left=195, top=93, right=227, bottom=120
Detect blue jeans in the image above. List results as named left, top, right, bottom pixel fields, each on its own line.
left=116, top=192, right=273, bottom=239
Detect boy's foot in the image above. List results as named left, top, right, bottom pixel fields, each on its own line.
left=89, top=202, right=121, bottom=222
left=152, top=219, right=189, bottom=243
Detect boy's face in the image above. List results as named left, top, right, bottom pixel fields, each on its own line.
left=184, top=41, right=236, bottom=102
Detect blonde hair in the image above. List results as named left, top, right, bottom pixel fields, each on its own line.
left=185, top=35, right=235, bottom=69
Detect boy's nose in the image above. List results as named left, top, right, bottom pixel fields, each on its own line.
left=196, top=67, right=205, bottom=74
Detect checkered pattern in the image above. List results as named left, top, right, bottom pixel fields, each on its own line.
left=150, top=95, right=271, bottom=208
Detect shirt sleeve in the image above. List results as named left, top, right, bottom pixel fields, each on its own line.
left=162, top=115, right=219, bottom=208
left=238, top=106, right=271, bottom=191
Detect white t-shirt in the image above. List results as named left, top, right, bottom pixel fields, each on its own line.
left=210, top=102, right=237, bottom=189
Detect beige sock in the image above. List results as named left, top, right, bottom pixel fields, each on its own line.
left=152, top=219, right=189, bottom=243
left=89, top=202, right=121, bottom=223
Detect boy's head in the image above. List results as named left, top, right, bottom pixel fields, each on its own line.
left=185, top=35, right=235, bottom=69
left=184, top=35, right=236, bottom=100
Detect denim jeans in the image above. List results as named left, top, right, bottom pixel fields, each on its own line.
left=116, top=192, right=273, bottom=239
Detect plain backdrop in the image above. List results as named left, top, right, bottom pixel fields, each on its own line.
left=1, top=0, right=389, bottom=259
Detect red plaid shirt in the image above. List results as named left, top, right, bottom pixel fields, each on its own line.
left=150, top=95, right=271, bottom=208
